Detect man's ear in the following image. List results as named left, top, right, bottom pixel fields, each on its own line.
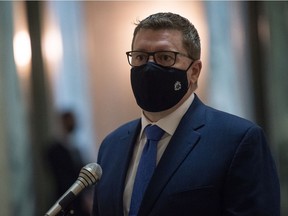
left=189, top=60, right=202, bottom=84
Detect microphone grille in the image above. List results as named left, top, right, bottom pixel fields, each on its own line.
left=78, top=163, right=102, bottom=188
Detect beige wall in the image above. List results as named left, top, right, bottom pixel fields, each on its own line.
left=84, top=1, right=209, bottom=149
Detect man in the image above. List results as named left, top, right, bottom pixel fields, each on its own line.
left=92, top=12, right=280, bottom=216
left=46, top=111, right=91, bottom=216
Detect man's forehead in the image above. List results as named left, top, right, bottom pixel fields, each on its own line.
left=133, top=29, right=184, bottom=50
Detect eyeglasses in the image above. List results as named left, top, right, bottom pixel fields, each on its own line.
left=126, top=51, right=192, bottom=67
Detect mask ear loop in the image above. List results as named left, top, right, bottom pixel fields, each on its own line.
left=185, top=60, right=195, bottom=89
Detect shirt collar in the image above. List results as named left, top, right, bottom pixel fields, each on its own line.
left=140, top=93, right=194, bottom=138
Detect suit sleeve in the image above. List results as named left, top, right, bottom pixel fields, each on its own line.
left=223, top=125, right=280, bottom=216
left=92, top=185, right=99, bottom=215
left=92, top=149, right=103, bottom=216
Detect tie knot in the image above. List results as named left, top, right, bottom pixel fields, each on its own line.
left=145, top=125, right=164, bottom=141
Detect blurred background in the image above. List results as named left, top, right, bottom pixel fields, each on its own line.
left=0, top=1, right=287, bottom=215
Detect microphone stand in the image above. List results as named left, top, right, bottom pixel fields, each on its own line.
left=59, top=208, right=75, bottom=216
left=44, top=163, right=102, bottom=216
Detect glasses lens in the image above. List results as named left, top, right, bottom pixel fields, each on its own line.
left=127, top=51, right=178, bottom=67
left=128, top=51, right=148, bottom=66
left=154, top=51, right=177, bottom=67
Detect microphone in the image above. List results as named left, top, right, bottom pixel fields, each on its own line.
left=45, top=163, right=102, bottom=216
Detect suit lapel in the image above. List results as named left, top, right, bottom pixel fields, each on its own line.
left=138, top=95, right=206, bottom=215
left=111, top=120, right=142, bottom=216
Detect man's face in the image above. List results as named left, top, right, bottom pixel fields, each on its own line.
left=133, top=28, right=201, bottom=93
left=130, top=28, right=201, bottom=119
left=132, top=29, right=192, bottom=71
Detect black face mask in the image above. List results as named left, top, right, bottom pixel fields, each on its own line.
left=130, top=62, right=189, bottom=112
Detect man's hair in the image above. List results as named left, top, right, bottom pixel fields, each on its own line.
left=132, top=12, right=201, bottom=60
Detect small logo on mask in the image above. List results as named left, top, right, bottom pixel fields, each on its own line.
left=174, top=81, right=182, bottom=91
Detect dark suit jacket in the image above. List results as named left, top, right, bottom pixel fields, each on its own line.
left=92, top=95, right=280, bottom=216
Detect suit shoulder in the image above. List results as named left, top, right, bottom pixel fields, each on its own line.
left=97, top=119, right=140, bottom=161
left=100, top=118, right=140, bottom=147
left=106, top=119, right=140, bottom=138
left=192, top=95, right=258, bottom=131
left=204, top=105, right=260, bottom=131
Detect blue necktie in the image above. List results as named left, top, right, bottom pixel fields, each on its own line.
left=129, top=125, right=165, bottom=216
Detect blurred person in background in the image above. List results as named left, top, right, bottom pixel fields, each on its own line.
left=46, top=111, right=92, bottom=216
left=92, top=12, right=280, bottom=216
